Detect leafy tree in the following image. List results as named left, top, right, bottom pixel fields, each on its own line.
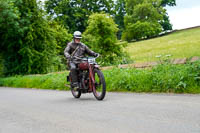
left=48, top=20, right=72, bottom=70
left=83, top=13, right=124, bottom=65
left=160, top=14, right=172, bottom=31
left=48, top=20, right=72, bottom=56
left=0, top=0, right=22, bottom=51
left=45, top=0, right=114, bottom=33
left=0, top=0, right=69, bottom=75
left=161, top=0, right=176, bottom=7
left=160, top=0, right=176, bottom=31
left=122, top=21, right=162, bottom=41
left=113, top=0, right=126, bottom=39
left=0, top=0, right=27, bottom=75
left=122, top=0, right=164, bottom=41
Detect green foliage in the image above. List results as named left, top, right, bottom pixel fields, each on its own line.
left=0, top=0, right=23, bottom=50
left=0, top=0, right=71, bottom=75
left=123, top=0, right=165, bottom=41
left=0, top=0, right=177, bottom=76
left=160, top=14, right=172, bottom=31
left=48, top=20, right=72, bottom=70
left=45, top=0, right=114, bottom=33
left=0, top=54, right=3, bottom=77
left=113, top=0, right=126, bottom=39
left=49, top=21, right=72, bottom=55
left=0, top=72, right=68, bottom=90
left=83, top=13, right=130, bottom=65
left=1, top=62, right=200, bottom=93
left=113, top=0, right=175, bottom=39
left=105, top=61, right=200, bottom=93
left=159, top=0, right=176, bottom=31
left=161, top=0, right=176, bottom=7
left=0, top=0, right=28, bottom=75
left=122, top=21, right=162, bottom=42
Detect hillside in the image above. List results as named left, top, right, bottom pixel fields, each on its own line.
left=125, top=27, right=200, bottom=62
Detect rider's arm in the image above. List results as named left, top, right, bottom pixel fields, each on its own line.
left=64, top=43, right=72, bottom=59
left=85, top=45, right=98, bottom=57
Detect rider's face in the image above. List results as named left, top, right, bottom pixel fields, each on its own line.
left=74, top=38, right=81, bottom=43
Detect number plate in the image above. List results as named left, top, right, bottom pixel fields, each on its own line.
left=88, top=58, right=96, bottom=64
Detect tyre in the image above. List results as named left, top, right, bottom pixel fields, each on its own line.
left=69, top=72, right=81, bottom=98
left=71, top=88, right=81, bottom=98
left=93, top=69, right=106, bottom=100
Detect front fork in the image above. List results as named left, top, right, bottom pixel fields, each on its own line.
left=67, top=75, right=70, bottom=82
left=88, top=65, right=97, bottom=92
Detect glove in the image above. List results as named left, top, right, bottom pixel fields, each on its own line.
left=95, top=53, right=100, bottom=57
left=67, top=56, right=73, bottom=60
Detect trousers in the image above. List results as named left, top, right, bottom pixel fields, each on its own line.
left=69, top=62, right=78, bottom=83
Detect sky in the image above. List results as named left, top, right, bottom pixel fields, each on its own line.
left=166, top=0, right=200, bottom=30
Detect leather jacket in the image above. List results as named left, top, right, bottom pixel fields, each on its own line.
left=64, top=40, right=97, bottom=63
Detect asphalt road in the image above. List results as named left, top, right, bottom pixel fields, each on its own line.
left=0, top=87, right=200, bottom=133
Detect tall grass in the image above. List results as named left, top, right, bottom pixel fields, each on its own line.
left=0, top=61, right=200, bottom=93
left=0, top=72, right=69, bottom=90
left=105, top=62, right=200, bottom=93
left=0, top=54, right=3, bottom=77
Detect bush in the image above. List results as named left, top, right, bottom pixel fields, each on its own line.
left=83, top=13, right=131, bottom=66
left=105, top=62, right=200, bottom=93
left=0, top=72, right=68, bottom=90
left=48, top=20, right=72, bottom=71
left=122, top=21, right=162, bottom=42
left=0, top=55, right=3, bottom=77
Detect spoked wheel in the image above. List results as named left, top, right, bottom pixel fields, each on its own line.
left=71, top=88, right=81, bottom=98
left=93, top=69, right=106, bottom=100
left=69, top=72, right=81, bottom=98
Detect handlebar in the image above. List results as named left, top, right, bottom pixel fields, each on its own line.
left=69, top=54, right=100, bottom=61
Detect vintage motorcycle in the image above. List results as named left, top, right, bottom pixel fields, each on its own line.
left=66, top=56, right=106, bottom=100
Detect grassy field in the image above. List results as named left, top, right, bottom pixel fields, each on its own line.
left=125, top=27, right=200, bottom=62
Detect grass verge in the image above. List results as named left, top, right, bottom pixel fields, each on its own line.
left=0, top=61, right=200, bottom=93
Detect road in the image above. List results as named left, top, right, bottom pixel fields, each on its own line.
left=0, top=87, right=200, bottom=133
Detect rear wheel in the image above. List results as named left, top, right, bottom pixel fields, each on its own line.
left=69, top=72, right=81, bottom=98
left=93, top=69, right=106, bottom=100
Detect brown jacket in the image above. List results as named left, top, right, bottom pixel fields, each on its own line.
left=64, top=41, right=97, bottom=60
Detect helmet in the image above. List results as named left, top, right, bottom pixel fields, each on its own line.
left=73, top=31, right=82, bottom=39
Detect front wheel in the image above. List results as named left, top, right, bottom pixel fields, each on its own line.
left=93, top=69, right=106, bottom=100
left=71, top=88, right=81, bottom=98
left=69, top=72, right=81, bottom=98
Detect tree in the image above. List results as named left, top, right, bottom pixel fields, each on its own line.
left=0, top=0, right=22, bottom=51
left=160, top=0, right=176, bottom=31
left=0, top=0, right=27, bottom=74
left=122, top=0, right=164, bottom=41
left=161, top=0, right=176, bottom=7
left=160, top=14, right=172, bottom=31
left=48, top=20, right=72, bottom=70
left=0, top=0, right=70, bottom=75
left=83, top=13, right=123, bottom=65
left=45, top=0, right=114, bottom=33
left=113, top=0, right=126, bottom=39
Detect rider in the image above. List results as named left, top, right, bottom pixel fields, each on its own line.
left=64, top=31, right=99, bottom=88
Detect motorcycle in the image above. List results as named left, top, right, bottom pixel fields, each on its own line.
left=66, top=56, right=106, bottom=100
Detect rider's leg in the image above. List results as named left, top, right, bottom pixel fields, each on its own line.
left=69, top=62, right=78, bottom=87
